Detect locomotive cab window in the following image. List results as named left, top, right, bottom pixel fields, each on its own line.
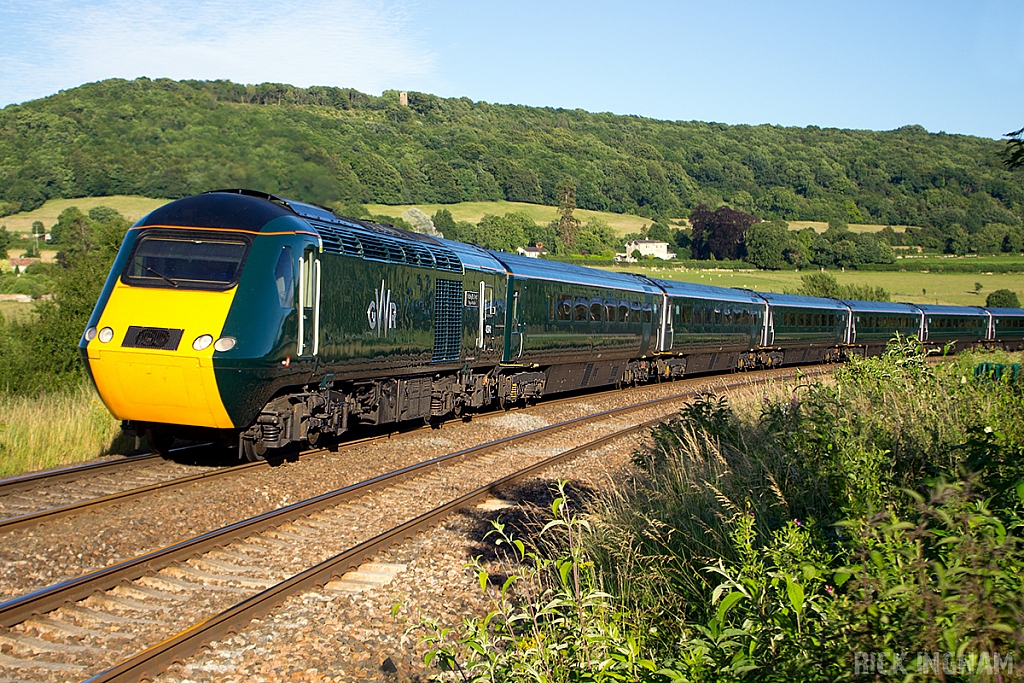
left=123, top=230, right=250, bottom=290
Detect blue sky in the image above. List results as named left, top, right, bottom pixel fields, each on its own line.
left=1, top=0, right=1021, bottom=139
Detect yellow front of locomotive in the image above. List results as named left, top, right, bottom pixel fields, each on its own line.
left=79, top=192, right=300, bottom=433
left=80, top=226, right=244, bottom=430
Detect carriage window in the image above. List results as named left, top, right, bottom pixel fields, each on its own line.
left=574, top=299, right=589, bottom=322
left=798, top=313, right=805, bottom=326
left=724, top=309, right=733, bottom=326
left=606, top=301, right=616, bottom=322
left=631, top=301, right=641, bottom=323
left=642, top=304, right=653, bottom=324
left=590, top=301, right=603, bottom=322
left=557, top=296, right=572, bottom=321
left=618, top=303, right=629, bottom=322
left=814, top=314, right=821, bottom=327
left=682, top=305, right=693, bottom=324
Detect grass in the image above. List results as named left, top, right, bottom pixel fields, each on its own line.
left=365, top=200, right=658, bottom=236
left=0, top=301, right=38, bottom=325
left=1, top=196, right=169, bottom=234
left=610, top=265, right=1024, bottom=306
left=421, top=345, right=1024, bottom=682
left=0, top=384, right=133, bottom=477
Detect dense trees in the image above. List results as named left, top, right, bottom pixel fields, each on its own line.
left=0, top=206, right=129, bottom=393
left=798, top=272, right=890, bottom=301
left=744, top=220, right=790, bottom=269
left=0, top=78, right=1021, bottom=235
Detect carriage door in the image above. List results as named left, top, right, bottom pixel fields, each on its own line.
left=661, top=295, right=674, bottom=351
left=510, top=283, right=525, bottom=359
left=297, top=246, right=321, bottom=357
left=474, top=280, right=497, bottom=353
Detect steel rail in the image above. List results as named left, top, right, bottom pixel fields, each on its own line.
left=0, top=366, right=808, bottom=534
left=0, top=454, right=164, bottom=496
left=85, top=407, right=692, bottom=683
left=0, top=370, right=800, bottom=629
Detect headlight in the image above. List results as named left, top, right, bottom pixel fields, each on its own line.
left=192, top=334, right=214, bottom=351
left=98, top=327, right=114, bottom=343
left=84, top=326, right=97, bottom=341
left=213, top=336, right=236, bottom=352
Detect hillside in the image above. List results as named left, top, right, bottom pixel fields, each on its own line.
left=1, top=78, right=1022, bottom=232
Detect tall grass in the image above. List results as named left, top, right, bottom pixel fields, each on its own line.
left=418, top=343, right=1024, bottom=682
left=0, top=383, right=133, bottom=477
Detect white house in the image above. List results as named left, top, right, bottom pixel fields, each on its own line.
left=616, top=239, right=676, bottom=262
left=517, top=242, right=549, bottom=258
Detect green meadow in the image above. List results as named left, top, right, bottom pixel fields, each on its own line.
left=612, top=265, right=1024, bottom=306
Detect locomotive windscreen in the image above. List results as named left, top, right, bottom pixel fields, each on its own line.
left=122, top=229, right=251, bottom=290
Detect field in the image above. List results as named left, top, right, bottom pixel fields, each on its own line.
left=613, top=265, right=1024, bottom=306
left=785, top=220, right=916, bottom=233
left=365, top=201, right=658, bottom=236
left=1, top=196, right=169, bottom=234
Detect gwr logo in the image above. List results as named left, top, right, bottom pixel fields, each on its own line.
left=367, top=280, right=397, bottom=336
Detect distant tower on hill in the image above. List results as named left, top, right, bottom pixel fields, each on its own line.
left=399, top=91, right=408, bottom=106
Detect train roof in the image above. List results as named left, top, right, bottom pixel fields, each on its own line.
left=915, top=304, right=989, bottom=317
left=841, top=300, right=922, bottom=314
left=487, top=253, right=655, bottom=293
left=648, top=279, right=766, bottom=305
left=754, top=291, right=850, bottom=311
left=435, top=238, right=507, bottom=273
left=987, top=307, right=1024, bottom=317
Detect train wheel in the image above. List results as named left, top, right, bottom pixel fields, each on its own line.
left=241, top=438, right=267, bottom=462
left=144, top=428, right=175, bottom=459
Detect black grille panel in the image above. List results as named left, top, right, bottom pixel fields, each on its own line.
left=121, top=326, right=183, bottom=351
left=433, top=279, right=463, bottom=363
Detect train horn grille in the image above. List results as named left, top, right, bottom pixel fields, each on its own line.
left=121, top=326, right=183, bottom=351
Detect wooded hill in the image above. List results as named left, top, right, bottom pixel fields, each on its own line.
left=1, top=78, right=1021, bottom=231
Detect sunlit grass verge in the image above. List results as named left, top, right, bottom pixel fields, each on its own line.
left=0, top=383, right=133, bottom=477
left=414, top=343, right=1024, bottom=682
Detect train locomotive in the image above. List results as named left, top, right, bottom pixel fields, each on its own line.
left=79, top=190, right=1024, bottom=460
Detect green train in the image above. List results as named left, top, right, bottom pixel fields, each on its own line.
left=80, top=190, right=1024, bottom=460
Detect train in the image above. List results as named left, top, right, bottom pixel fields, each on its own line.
left=79, top=190, right=1024, bottom=460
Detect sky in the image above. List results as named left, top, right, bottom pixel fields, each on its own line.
left=1, top=0, right=1021, bottom=139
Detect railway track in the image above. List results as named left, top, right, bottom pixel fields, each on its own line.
left=0, top=368, right=818, bottom=683
left=0, top=366, right=821, bottom=534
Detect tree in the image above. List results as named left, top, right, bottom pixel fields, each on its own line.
left=432, top=208, right=456, bottom=235
left=690, top=204, right=759, bottom=260
left=986, top=289, right=1020, bottom=308
left=403, top=208, right=441, bottom=236
left=0, top=225, right=11, bottom=259
left=553, top=180, right=581, bottom=250
left=1002, top=127, right=1024, bottom=171
left=744, top=221, right=790, bottom=269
